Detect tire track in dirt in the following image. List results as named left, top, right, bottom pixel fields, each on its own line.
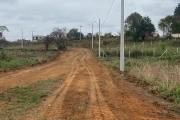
left=36, top=50, right=83, bottom=119
left=80, top=49, right=117, bottom=120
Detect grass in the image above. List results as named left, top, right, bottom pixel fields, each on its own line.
left=0, top=48, right=60, bottom=69
left=0, top=79, right=64, bottom=119
left=129, top=61, right=180, bottom=102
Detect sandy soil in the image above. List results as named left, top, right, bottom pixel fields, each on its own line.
left=0, top=48, right=179, bottom=120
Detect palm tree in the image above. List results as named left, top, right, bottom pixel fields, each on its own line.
left=0, top=26, right=9, bottom=39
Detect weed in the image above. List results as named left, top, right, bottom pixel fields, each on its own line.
left=0, top=79, right=64, bottom=119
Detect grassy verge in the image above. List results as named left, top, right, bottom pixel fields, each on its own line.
left=0, top=79, right=64, bottom=119
left=129, top=62, right=180, bottom=102
left=0, top=50, right=60, bottom=69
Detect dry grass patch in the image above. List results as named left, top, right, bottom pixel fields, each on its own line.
left=130, top=62, right=180, bottom=102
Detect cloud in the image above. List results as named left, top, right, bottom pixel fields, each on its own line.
left=0, top=0, right=18, bottom=4
left=0, top=0, right=179, bottom=41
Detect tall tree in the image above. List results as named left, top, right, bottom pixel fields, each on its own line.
left=139, top=16, right=155, bottom=40
left=50, top=27, right=67, bottom=50
left=174, top=3, right=180, bottom=16
left=67, top=28, right=84, bottom=40
left=0, top=26, right=9, bottom=40
left=158, top=15, right=174, bottom=38
left=125, top=12, right=155, bottom=41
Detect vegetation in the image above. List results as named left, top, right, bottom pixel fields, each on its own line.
left=0, top=43, right=60, bottom=69
left=158, top=3, right=180, bottom=38
left=125, top=12, right=155, bottom=41
left=67, top=28, right=84, bottom=40
left=0, top=79, right=64, bottom=119
left=0, top=26, right=9, bottom=40
left=174, top=3, right=180, bottom=16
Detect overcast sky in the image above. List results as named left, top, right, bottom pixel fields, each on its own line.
left=0, top=0, right=179, bottom=41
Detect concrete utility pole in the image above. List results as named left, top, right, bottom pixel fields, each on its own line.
left=94, top=19, right=101, bottom=57
left=80, top=26, right=82, bottom=40
left=99, top=19, right=101, bottom=57
left=89, top=23, right=94, bottom=49
left=120, top=0, right=124, bottom=71
left=32, top=31, right=34, bottom=42
left=20, top=29, right=23, bottom=48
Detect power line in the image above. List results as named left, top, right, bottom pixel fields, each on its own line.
left=101, top=0, right=115, bottom=26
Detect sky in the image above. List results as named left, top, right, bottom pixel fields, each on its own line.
left=0, top=0, right=179, bottom=41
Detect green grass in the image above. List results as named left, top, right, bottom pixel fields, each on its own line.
left=0, top=49, right=60, bottom=69
left=0, top=79, right=64, bottom=119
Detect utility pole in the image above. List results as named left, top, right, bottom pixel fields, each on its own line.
left=99, top=19, right=101, bottom=57
left=80, top=26, right=82, bottom=40
left=120, top=0, right=124, bottom=71
left=32, top=31, right=34, bottom=42
left=92, top=23, right=94, bottom=49
left=89, top=23, right=94, bottom=49
left=94, top=19, right=101, bottom=57
left=20, top=29, right=23, bottom=48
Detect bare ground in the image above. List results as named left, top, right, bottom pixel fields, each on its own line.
left=0, top=48, right=179, bottom=120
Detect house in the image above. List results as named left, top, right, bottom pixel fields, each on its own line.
left=33, top=35, right=46, bottom=42
left=172, top=33, right=180, bottom=38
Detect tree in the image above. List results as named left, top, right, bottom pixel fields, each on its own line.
left=174, top=3, right=180, bottom=16
left=172, top=16, right=180, bottom=34
left=104, top=32, right=113, bottom=38
left=50, top=27, right=67, bottom=50
left=125, top=12, right=155, bottom=41
left=158, top=15, right=174, bottom=38
left=86, top=33, right=92, bottom=39
left=139, top=16, right=155, bottom=40
left=67, top=28, right=79, bottom=40
left=0, top=26, right=9, bottom=40
left=43, top=35, right=53, bottom=51
left=67, top=28, right=84, bottom=40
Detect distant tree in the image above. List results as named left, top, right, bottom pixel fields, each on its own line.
left=86, top=33, right=92, bottom=39
left=67, top=28, right=84, bottom=40
left=174, top=3, right=180, bottom=16
left=50, top=27, right=67, bottom=50
left=0, top=26, right=9, bottom=40
left=158, top=15, right=174, bottom=38
left=67, top=28, right=79, bottom=40
left=104, top=32, right=113, bottom=38
left=139, top=16, right=156, bottom=40
left=172, top=16, right=180, bottom=34
left=125, top=12, right=155, bottom=41
left=43, top=35, right=53, bottom=51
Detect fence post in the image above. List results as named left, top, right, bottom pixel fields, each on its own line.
left=134, top=43, right=136, bottom=48
left=153, top=48, right=155, bottom=57
left=129, top=50, right=131, bottom=58
left=166, top=49, right=168, bottom=56
left=177, top=47, right=179, bottom=54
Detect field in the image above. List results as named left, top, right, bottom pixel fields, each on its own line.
left=0, top=42, right=60, bottom=70
left=0, top=39, right=180, bottom=119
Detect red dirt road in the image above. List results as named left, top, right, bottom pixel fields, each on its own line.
left=0, top=48, right=179, bottom=120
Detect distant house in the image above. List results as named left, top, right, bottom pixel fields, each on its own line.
left=172, top=33, right=180, bottom=38
left=33, top=35, right=46, bottom=42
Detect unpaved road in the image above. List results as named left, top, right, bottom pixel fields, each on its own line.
left=0, top=48, right=179, bottom=120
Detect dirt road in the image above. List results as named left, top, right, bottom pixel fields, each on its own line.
left=0, top=48, right=179, bottom=119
